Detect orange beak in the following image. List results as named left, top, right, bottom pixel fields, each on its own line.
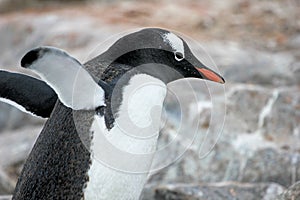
left=197, top=68, right=225, bottom=84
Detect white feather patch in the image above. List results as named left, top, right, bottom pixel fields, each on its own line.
left=163, top=32, right=185, bottom=55
left=29, top=48, right=105, bottom=110
left=84, top=74, right=167, bottom=200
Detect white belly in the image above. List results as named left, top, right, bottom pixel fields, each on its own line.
left=84, top=115, right=159, bottom=200
left=84, top=157, right=151, bottom=200
left=84, top=74, right=167, bottom=200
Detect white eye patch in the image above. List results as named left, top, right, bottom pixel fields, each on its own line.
left=162, top=32, right=185, bottom=61
left=174, top=51, right=184, bottom=61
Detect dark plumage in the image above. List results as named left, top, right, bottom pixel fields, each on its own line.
left=0, top=71, right=57, bottom=117
left=13, top=102, right=91, bottom=200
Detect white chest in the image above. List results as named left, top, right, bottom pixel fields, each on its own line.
left=84, top=74, right=167, bottom=200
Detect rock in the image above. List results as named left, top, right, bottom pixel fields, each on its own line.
left=222, top=85, right=300, bottom=148
left=0, top=104, right=12, bottom=132
left=290, top=62, right=300, bottom=85
left=149, top=82, right=300, bottom=188
left=142, top=182, right=285, bottom=200
left=240, top=148, right=300, bottom=187
left=276, top=181, right=300, bottom=200
left=0, top=103, right=45, bottom=132
left=0, top=195, right=12, bottom=200
left=0, top=0, right=87, bottom=13
left=0, top=168, right=14, bottom=195
left=149, top=133, right=300, bottom=187
left=262, top=88, right=300, bottom=146
left=0, top=126, right=41, bottom=169
left=141, top=184, right=156, bottom=200
left=225, top=85, right=271, bottom=134
left=0, top=126, right=41, bottom=192
left=205, top=42, right=297, bottom=86
left=0, top=11, right=120, bottom=69
left=288, top=34, right=300, bottom=50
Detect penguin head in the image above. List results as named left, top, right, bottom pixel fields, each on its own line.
left=104, top=28, right=225, bottom=84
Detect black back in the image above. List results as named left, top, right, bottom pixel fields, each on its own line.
left=12, top=101, right=91, bottom=200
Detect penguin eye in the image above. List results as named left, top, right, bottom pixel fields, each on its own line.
left=96, top=106, right=106, bottom=116
left=174, top=51, right=184, bottom=61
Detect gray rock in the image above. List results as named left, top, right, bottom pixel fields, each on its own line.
left=240, top=148, right=300, bottom=187
left=288, top=34, right=300, bottom=50
left=149, top=133, right=300, bottom=187
left=0, top=103, right=45, bottom=132
left=204, top=42, right=297, bottom=86
left=0, top=126, right=41, bottom=169
left=0, top=195, right=12, bottom=200
left=142, top=182, right=285, bottom=200
left=0, top=126, right=41, bottom=194
left=149, top=83, right=300, bottom=187
left=0, top=104, right=12, bottom=132
left=0, top=168, right=14, bottom=195
left=277, top=181, right=300, bottom=200
left=225, top=85, right=271, bottom=134
left=262, top=88, right=300, bottom=146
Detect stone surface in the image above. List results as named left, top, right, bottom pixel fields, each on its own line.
left=225, top=85, right=271, bottom=134
left=0, top=126, right=41, bottom=194
left=0, top=196, right=11, bottom=200
left=142, top=182, right=285, bottom=200
left=0, top=126, right=41, bottom=169
left=0, top=168, right=14, bottom=195
left=277, top=181, right=300, bottom=200
left=149, top=140, right=300, bottom=188
left=206, top=43, right=297, bottom=86
left=0, top=0, right=299, bottom=199
left=240, top=148, right=299, bottom=187
left=148, top=84, right=300, bottom=188
left=262, top=88, right=300, bottom=145
left=0, top=103, right=45, bottom=132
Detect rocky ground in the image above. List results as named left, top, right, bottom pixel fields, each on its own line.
left=0, top=0, right=299, bottom=199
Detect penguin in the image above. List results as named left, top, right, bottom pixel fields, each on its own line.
left=1, top=28, right=224, bottom=200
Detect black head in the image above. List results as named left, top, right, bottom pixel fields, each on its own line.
left=103, top=28, right=225, bottom=84
left=21, top=48, right=41, bottom=68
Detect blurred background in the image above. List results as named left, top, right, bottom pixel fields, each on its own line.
left=0, top=0, right=299, bottom=199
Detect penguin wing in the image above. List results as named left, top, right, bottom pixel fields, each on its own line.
left=21, top=46, right=106, bottom=110
left=0, top=70, right=57, bottom=118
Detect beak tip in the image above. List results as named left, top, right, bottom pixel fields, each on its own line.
left=196, top=67, right=225, bottom=84
left=220, top=77, right=225, bottom=84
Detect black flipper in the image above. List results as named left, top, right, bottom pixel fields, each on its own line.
left=0, top=70, right=57, bottom=118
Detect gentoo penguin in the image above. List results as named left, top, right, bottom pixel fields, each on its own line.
left=1, top=28, right=224, bottom=200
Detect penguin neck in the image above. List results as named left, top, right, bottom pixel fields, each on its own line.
left=89, top=74, right=167, bottom=168
left=106, top=73, right=167, bottom=154
left=84, top=74, right=167, bottom=200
